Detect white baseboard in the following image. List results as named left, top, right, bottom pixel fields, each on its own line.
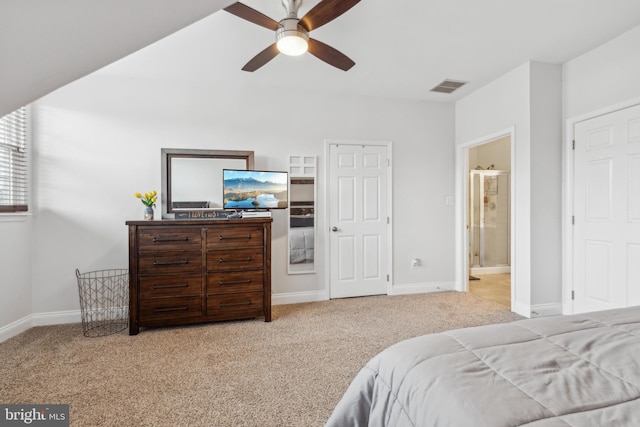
left=272, top=282, right=457, bottom=304
left=272, top=283, right=458, bottom=305
left=7, top=284, right=542, bottom=342
left=512, top=301, right=530, bottom=318
left=32, top=309, right=81, bottom=326
left=272, top=290, right=329, bottom=305
left=470, top=266, right=511, bottom=275
left=0, top=294, right=333, bottom=342
left=0, top=310, right=81, bottom=343
left=0, top=315, right=32, bottom=343
left=390, top=281, right=456, bottom=296
left=530, top=303, right=563, bottom=318
left=512, top=302, right=563, bottom=319
left=562, top=302, right=574, bottom=315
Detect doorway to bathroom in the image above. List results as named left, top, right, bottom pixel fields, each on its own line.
left=467, top=136, right=511, bottom=307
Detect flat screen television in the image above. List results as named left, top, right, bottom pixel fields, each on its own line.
left=223, top=169, right=288, bottom=209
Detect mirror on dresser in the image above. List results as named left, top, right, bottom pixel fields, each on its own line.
left=288, top=156, right=317, bottom=274
left=161, top=148, right=254, bottom=219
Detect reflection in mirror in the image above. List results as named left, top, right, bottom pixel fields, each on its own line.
left=171, top=158, right=246, bottom=209
left=288, top=156, right=316, bottom=274
left=161, top=149, right=254, bottom=218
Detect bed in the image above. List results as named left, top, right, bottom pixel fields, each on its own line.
left=326, top=306, right=640, bottom=427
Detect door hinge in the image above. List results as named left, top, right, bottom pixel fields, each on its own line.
left=571, top=290, right=575, bottom=300
left=572, top=215, right=575, bottom=225
left=387, top=217, right=390, bottom=224
left=572, top=140, right=575, bottom=150
left=386, top=158, right=390, bottom=167
left=386, top=274, right=389, bottom=282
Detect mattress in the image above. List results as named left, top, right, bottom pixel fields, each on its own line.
left=326, top=306, right=640, bottom=426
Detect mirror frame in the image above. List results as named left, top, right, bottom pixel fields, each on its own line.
left=161, top=148, right=255, bottom=219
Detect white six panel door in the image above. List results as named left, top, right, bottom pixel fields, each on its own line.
left=573, top=104, right=640, bottom=313
left=329, top=143, right=389, bottom=298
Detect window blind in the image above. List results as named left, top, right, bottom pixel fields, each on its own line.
left=0, top=107, right=28, bottom=212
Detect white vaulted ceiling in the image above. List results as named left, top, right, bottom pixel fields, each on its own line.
left=0, top=0, right=234, bottom=116
left=2, top=0, right=640, bottom=116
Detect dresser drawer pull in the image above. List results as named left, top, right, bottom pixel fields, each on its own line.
left=219, top=300, right=252, bottom=308
left=219, top=278, right=252, bottom=286
left=152, top=236, right=189, bottom=243
left=153, top=283, right=189, bottom=290
left=218, top=256, right=251, bottom=263
left=218, top=234, right=252, bottom=240
left=153, top=305, right=189, bottom=313
left=153, top=258, right=189, bottom=266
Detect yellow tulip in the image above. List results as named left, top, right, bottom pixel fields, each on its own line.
left=144, top=193, right=149, bottom=199
left=135, top=193, right=142, bottom=198
left=152, top=190, right=157, bottom=196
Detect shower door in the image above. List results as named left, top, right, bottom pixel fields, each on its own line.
left=469, top=171, right=510, bottom=269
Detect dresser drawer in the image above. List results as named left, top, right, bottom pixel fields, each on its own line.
left=138, top=227, right=201, bottom=250
left=207, top=291, right=263, bottom=319
left=140, top=296, right=202, bottom=321
left=207, top=247, right=263, bottom=271
left=138, top=250, right=201, bottom=275
left=207, top=270, right=263, bottom=294
left=207, top=226, right=263, bottom=249
left=139, top=274, right=202, bottom=299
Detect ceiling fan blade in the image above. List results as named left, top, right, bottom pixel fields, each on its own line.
left=241, top=43, right=280, bottom=72
left=224, top=2, right=280, bottom=31
left=299, top=0, right=361, bottom=32
left=307, top=38, right=355, bottom=71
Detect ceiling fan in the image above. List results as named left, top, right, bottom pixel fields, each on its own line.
left=224, top=0, right=361, bottom=72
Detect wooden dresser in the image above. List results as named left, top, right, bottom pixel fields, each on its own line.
left=126, top=218, right=272, bottom=335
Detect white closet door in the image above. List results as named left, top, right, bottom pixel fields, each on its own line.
left=573, top=104, right=640, bottom=313
left=329, top=143, right=389, bottom=298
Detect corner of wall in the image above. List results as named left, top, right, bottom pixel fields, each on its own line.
left=0, top=310, right=81, bottom=343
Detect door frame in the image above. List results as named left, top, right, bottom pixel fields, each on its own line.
left=455, top=127, right=516, bottom=311
left=563, top=96, right=640, bottom=314
left=324, top=139, right=393, bottom=298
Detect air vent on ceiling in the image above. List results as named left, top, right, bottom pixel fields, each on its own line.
left=430, top=79, right=467, bottom=94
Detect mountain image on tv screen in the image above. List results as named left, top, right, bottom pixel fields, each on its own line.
left=223, top=170, right=288, bottom=209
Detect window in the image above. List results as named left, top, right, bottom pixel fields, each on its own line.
left=0, top=106, right=28, bottom=212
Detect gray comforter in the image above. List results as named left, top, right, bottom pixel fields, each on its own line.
left=326, top=307, right=640, bottom=426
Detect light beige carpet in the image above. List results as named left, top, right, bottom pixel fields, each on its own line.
left=0, top=292, right=522, bottom=426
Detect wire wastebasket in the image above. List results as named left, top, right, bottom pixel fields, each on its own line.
left=75, top=268, right=129, bottom=337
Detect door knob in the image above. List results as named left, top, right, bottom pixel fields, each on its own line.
left=332, top=226, right=338, bottom=232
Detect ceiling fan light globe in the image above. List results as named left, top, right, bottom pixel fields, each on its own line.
left=277, top=35, right=308, bottom=56
left=276, top=18, right=309, bottom=56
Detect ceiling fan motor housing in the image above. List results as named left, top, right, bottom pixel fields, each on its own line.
left=281, top=0, right=304, bottom=18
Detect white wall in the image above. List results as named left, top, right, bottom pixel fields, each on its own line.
left=456, top=62, right=532, bottom=314
left=0, top=12, right=456, bottom=332
left=27, top=84, right=454, bottom=316
left=0, top=218, right=32, bottom=337
left=456, top=61, right=563, bottom=316
left=529, top=62, right=563, bottom=310
left=564, top=26, right=640, bottom=119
